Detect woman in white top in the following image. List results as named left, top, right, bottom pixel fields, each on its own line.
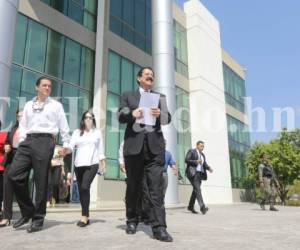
left=66, top=111, right=105, bottom=227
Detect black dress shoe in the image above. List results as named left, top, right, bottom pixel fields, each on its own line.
left=126, top=223, right=137, bottom=234
left=77, top=220, right=90, bottom=227
left=270, top=206, right=279, bottom=211
left=200, top=206, right=209, bottom=215
left=27, top=221, right=43, bottom=233
left=13, top=217, right=31, bottom=229
left=152, top=227, right=173, bottom=242
left=187, top=207, right=198, bottom=214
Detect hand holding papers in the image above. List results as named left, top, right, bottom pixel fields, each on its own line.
left=136, top=92, right=160, bottom=126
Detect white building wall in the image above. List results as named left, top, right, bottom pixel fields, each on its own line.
left=184, top=0, right=232, bottom=204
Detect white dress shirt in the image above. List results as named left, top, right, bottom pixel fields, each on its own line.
left=118, top=141, right=124, bottom=165
left=19, top=97, right=70, bottom=147
left=196, top=150, right=204, bottom=172
left=68, top=129, right=105, bottom=167
left=139, top=86, right=150, bottom=94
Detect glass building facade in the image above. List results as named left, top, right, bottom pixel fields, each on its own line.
left=223, top=62, right=250, bottom=188
left=174, top=21, right=189, bottom=78
left=223, top=62, right=246, bottom=113
left=109, top=0, right=152, bottom=54
left=41, top=0, right=98, bottom=31
left=1, top=0, right=251, bottom=204
left=176, top=87, right=191, bottom=184
left=227, top=115, right=250, bottom=188
left=105, top=50, right=141, bottom=180
left=5, top=13, right=95, bottom=130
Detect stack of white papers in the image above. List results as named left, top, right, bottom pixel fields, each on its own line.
left=136, top=92, right=160, bottom=126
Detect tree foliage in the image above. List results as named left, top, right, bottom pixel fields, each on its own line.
left=245, top=128, right=300, bottom=204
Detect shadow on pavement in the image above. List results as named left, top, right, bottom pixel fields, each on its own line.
left=116, top=223, right=153, bottom=237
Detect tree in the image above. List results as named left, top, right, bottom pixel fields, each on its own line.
left=245, top=128, right=300, bottom=204
left=281, top=128, right=300, bottom=149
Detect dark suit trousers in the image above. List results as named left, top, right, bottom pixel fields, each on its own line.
left=8, top=135, right=55, bottom=222
left=1, top=149, right=17, bottom=219
left=125, top=138, right=166, bottom=228
left=188, top=172, right=205, bottom=209
left=0, top=171, right=3, bottom=214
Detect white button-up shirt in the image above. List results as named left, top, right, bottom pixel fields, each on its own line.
left=196, top=150, right=204, bottom=172
left=139, top=87, right=150, bottom=94
left=68, top=129, right=105, bottom=167
left=19, top=97, right=70, bottom=147
left=118, top=141, right=124, bottom=165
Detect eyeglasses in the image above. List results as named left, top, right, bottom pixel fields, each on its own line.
left=84, top=116, right=93, bottom=120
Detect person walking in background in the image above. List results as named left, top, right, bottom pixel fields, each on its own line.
left=185, top=141, right=213, bottom=215
left=0, top=120, right=8, bottom=222
left=258, top=154, right=279, bottom=211
left=162, top=142, right=178, bottom=198
left=118, top=67, right=173, bottom=242
left=47, top=144, right=65, bottom=208
left=8, top=76, right=70, bottom=233
left=64, top=110, right=106, bottom=227
left=0, top=110, right=23, bottom=227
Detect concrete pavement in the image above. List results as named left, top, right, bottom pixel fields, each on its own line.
left=1, top=203, right=299, bottom=250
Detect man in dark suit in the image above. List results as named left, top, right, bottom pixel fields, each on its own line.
left=185, top=141, right=213, bottom=214
left=118, top=67, right=173, bottom=242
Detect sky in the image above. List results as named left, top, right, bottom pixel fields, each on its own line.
left=177, top=0, right=300, bottom=144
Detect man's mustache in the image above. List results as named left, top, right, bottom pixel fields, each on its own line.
left=146, top=77, right=154, bottom=82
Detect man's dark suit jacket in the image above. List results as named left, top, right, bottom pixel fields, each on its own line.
left=118, top=89, right=171, bottom=156
left=185, top=149, right=210, bottom=180
left=4, top=123, right=18, bottom=166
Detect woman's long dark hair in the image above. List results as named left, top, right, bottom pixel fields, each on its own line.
left=15, top=109, right=23, bottom=128
left=79, top=110, right=96, bottom=136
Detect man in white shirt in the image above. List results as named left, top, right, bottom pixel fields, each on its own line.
left=118, top=141, right=126, bottom=178
left=8, top=76, right=70, bottom=233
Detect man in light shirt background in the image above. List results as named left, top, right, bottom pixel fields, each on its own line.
left=162, top=142, right=178, bottom=198
left=185, top=141, right=213, bottom=215
left=8, top=76, right=70, bottom=233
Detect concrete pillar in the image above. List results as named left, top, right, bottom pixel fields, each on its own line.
left=0, top=0, right=19, bottom=125
left=152, top=0, right=178, bottom=204
left=90, top=0, right=106, bottom=204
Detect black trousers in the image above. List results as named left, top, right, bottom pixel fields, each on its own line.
left=74, top=164, right=98, bottom=217
left=188, top=172, right=205, bottom=209
left=125, top=138, right=166, bottom=228
left=0, top=171, right=3, bottom=214
left=8, top=135, right=55, bottom=222
left=47, top=166, right=62, bottom=202
left=2, top=149, right=18, bottom=220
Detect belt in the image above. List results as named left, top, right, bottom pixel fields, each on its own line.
left=27, top=133, right=53, bottom=138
